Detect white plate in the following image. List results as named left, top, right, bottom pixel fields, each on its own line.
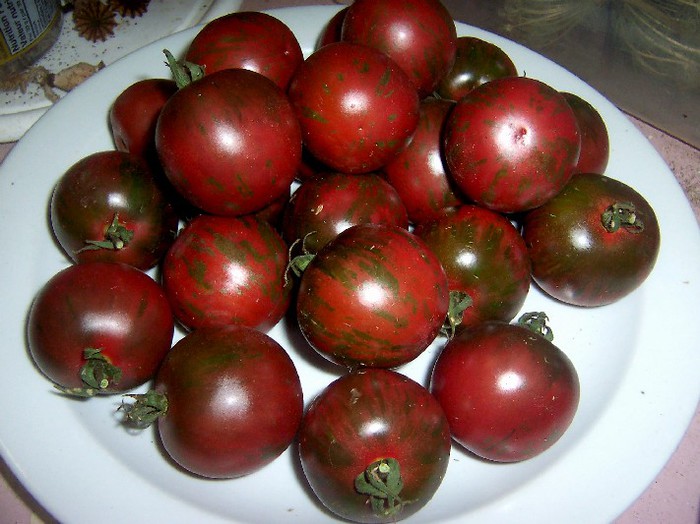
left=0, top=0, right=242, bottom=143
left=0, top=5, right=698, bottom=524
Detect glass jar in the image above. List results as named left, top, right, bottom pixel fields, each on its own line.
left=0, top=0, right=63, bottom=79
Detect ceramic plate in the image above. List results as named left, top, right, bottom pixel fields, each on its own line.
left=0, top=5, right=698, bottom=524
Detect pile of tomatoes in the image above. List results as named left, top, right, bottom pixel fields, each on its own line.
left=25, top=1, right=661, bottom=522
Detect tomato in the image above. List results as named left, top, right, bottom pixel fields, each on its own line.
left=156, top=67, right=301, bottom=216
left=282, top=172, right=409, bottom=255
left=383, top=97, right=465, bottom=225
left=443, top=76, right=581, bottom=213
left=298, top=368, right=451, bottom=523
left=295, top=224, right=449, bottom=369
left=521, top=172, right=660, bottom=306
left=414, top=204, right=531, bottom=331
left=123, top=325, right=303, bottom=479
left=287, top=41, right=420, bottom=174
left=435, top=36, right=518, bottom=101
left=429, top=313, right=580, bottom=462
left=161, top=214, right=291, bottom=332
left=109, top=78, right=177, bottom=161
left=185, top=11, right=303, bottom=91
left=50, top=150, right=179, bottom=271
left=341, top=0, right=457, bottom=97
left=316, top=6, right=347, bottom=49
left=27, top=262, right=174, bottom=396
left=562, top=92, right=610, bottom=175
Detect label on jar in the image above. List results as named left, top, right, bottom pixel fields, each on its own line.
left=0, top=0, right=59, bottom=64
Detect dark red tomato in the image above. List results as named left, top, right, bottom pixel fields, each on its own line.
left=27, top=262, right=174, bottom=396
left=282, top=172, right=409, bottom=255
left=296, top=224, right=449, bottom=369
left=341, top=0, right=457, bottom=97
left=50, top=150, right=179, bottom=270
left=443, top=76, right=582, bottom=213
left=124, top=325, right=303, bottom=478
left=562, top=92, right=610, bottom=175
left=185, top=11, right=303, bottom=90
left=414, top=205, right=531, bottom=331
left=384, top=97, right=465, bottom=225
left=109, top=78, right=177, bottom=161
left=287, top=41, right=420, bottom=174
left=522, top=173, right=660, bottom=306
left=161, top=214, right=291, bottom=332
left=316, top=6, right=347, bottom=49
left=435, top=36, right=518, bottom=101
left=299, top=368, right=451, bottom=523
left=430, top=315, right=580, bottom=462
left=156, top=67, right=301, bottom=216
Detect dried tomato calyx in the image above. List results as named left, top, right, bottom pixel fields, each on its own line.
left=601, top=202, right=644, bottom=233
left=441, top=290, right=472, bottom=339
left=77, top=213, right=134, bottom=252
left=119, top=390, right=168, bottom=429
left=517, top=311, right=554, bottom=341
left=354, top=457, right=413, bottom=518
left=55, top=347, right=122, bottom=398
left=163, top=49, right=205, bottom=89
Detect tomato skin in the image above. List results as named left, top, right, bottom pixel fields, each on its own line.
left=562, top=92, right=610, bottom=175
left=384, top=97, right=465, bottom=225
left=27, top=262, right=174, bottom=393
left=435, top=36, right=518, bottom=101
left=282, top=172, right=409, bottom=255
left=430, top=320, right=580, bottom=462
left=156, top=68, right=301, bottom=216
left=109, top=78, right=177, bottom=160
left=185, top=11, right=303, bottom=91
left=316, top=7, right=347, bottom=49
left=50, top=150, right=179, bottom=271
left=287, top=41, right=420, bottom=174
left=341, top=0, right=457, bottom=97
left=296, top=224, right=449, bottom=369
left=154, top=325, right=303, bottom=479
left=299, top=368, right=451, bottom=523
left=414, top=205, right=531, bottom=330
left=443, top=76, right=581, bottom=213
left=161, top=214, right=291, bottom=332
left=522, top=173, right=660, bottom=306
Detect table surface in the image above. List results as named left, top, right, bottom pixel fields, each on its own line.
left=0, top=1, right=698, bottom=523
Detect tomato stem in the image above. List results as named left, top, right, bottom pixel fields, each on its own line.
left=354, top=457, right=413, bottom=518
left=284, top=232, right=318, bottom=284
left=601, top=202, right=644, bottom=233
left=163, top=49, right=205, bottom=89
left=77, top=213, right=134, bottom=253
left=441, top=290, right=471, bottom=339
left=119, top=389, right=168, bottom=429
left=517, top=311, right=554, bottom=341
left=55, top=347, right=122, bottom=398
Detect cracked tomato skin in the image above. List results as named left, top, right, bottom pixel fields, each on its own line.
left=443, top=76, right=581, bottom=213
left=50, top=150, right=179, bottom=271
left=299, top=368, right=451, bottom=523
left=287, top=41, right=420, bottom=174
left=161, top=214, right=292, bottom=332
left=430, top=320, right=580, bottom=462
left=521, top=173, right=660, bottom=306
left=185, top=11, right=303, bottom=91
left=27, top=261, right=174, bottom=393
left=341, top=0, right=457, bottom=97
left=156, top=68, right=301, bottom=217
left=282, top=171, right=408, bottom=255
left=296, top=224, right=449, bottom=369
left=414, top=204, right=531, bottom=331
left=154, top=325, right=303, bottom=479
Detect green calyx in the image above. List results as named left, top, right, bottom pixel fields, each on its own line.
left=601, top=202, right=644, bottom=233
left=354, top=457, right=413, bottom=519
left=284, top=232, right=318, bottom=285
left=517, top=311, right=554, bottom=341
left=163, top=49, right=205, bottom=89
left=55, top=347, right=122, bottom=398
left=441, top=290, right=472, bottom=339
left=119, top=389, right=168, bottom=429
left=77, top=213, right=134, bottom=253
